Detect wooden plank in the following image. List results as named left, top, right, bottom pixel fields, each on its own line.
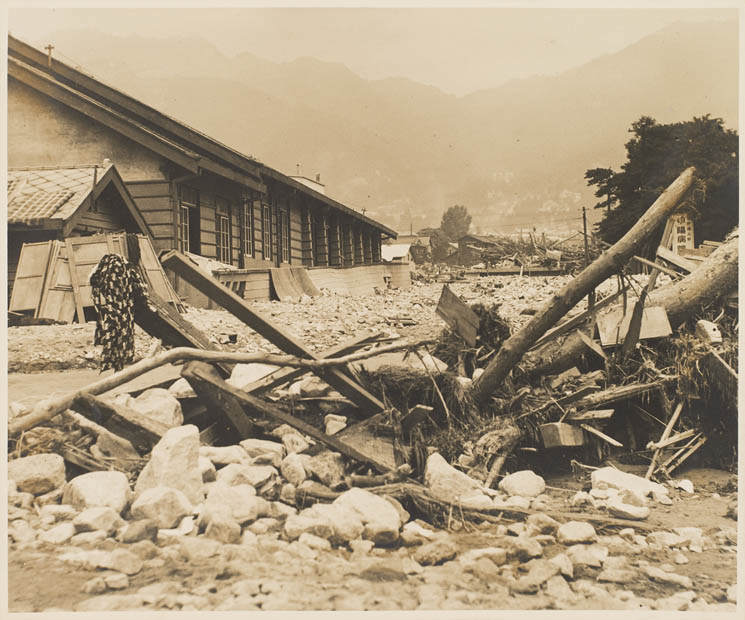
left=656, top=245, right=699, bottom=273
left=566, top=409, right=614, bottom=422
left=64, top=238, right=86, bottom=323
left=70, top=393, right=169, bottom=454
left=181, top=362, right=258, bottom=441
left=597, top=306, right=672, bottom=347
left=700, top=351, right=737, bottom=406
left=186, top=363, right=393, bottom=473
left=530, top=286, right=626, bottom=350
left=631, top=255, right=682, bottom=280
left=160, top=250, right=384, bottom=413
left=577, top=329, right=607, bottom=360
left=9, top=240, right=54, bottom=312
left=435, top=284, right=479, bottom=347
left=238, top=330, right=384, bottom=396
left=575, top=381, right=664, bottom=411
left=580, top=423, right=623, bottom=447
left=540, top=422, right=585, bottom=448
left=35, top=240, right=61, bottom=318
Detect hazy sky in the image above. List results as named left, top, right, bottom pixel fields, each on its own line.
left=6, top=4, right=738, bottom=95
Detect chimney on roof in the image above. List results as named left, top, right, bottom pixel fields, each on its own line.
left=103, top=158, right=112, bottom=168
left=296, top=163, right=302, bottom=176
left=316, top=173, right=321, bottom=183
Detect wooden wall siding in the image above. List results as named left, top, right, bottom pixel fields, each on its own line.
left=353, top=228, right=364, bottom=264
left=230, top=208, right=240, bottom=266
left=363, top=231, right=373, bottom=264
left=301, top=208, right=313, bottom=267
left=328, top=216, right=342, bottom=267
left=313, top=213, right=329, bottom=267
left=199, top=194, right=217, bottom=259
left=75, top=198, right=123, bottom=233
left=127, top=180, right=173, bottom=253
left=289, top=204, right=304, bottom=264
left=372, top=233, right=382, bottom=263
left=342, top=222, right=353, bottom=265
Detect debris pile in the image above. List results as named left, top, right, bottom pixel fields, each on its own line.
left=6, top=170, right=739, bottom=610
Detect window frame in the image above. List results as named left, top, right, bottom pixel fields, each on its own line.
left=280, top=210, right=290, bottom=263
left=178, top=186, right=199, bottom=253
left=242, top=200, right=253, bottom=257
left=262, top=203, right=272, bottom=260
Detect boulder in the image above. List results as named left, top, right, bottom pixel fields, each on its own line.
left=333, top=487, right=402, bottom=545
left=100, top=548, right=144, bottom=575
left=227, top=363, right=279, bottom=390
left=324, top=414, right=347, bottom=435
left=413, top=540, right=457, bottom=566
left=498, top=470, right=546, bottom=498
left=239, top=438, right=285, bottom=460
left=401, top=521, right=437, bottom=546
left=597, top=568, right=637, bottom=584
left=130, top=486, right=194, bottom=529
left=299, top=532, right=332, bottom=551
left=204, top=483, right=259, bottom=525
left=198, top=457, right=217, bottom=483
left=119, top=519, right=158, bottom=544
left=199, top=445, right=249, bottom=466
left=459, top=547, right=507, bottom=566
left=607, top=499, right=650, bottom=520
left=526, top=513, right=560, bottom=536
left=510, top=559, right=560, bottom=594
left=40, top=522, right=76, bottom=545
left=284, top=503, right=364, bottom=544
left=557, top=521, right=597, bottom=544
left=548, top=552, right=574, bottom=579
left=216, top=463, right=277, bottom=488
left=306, top=451, right=346, bottom=488
left=505, top=536, right=543, bottom=561
left=63, top=471, right=131, bottom=514
left=644, top=565, right=693, bottom=589
left=95, top=431, right=140, bottom=461
left=39, top=504, right=77, bottom=523
left=281, top=432, right=310, bottom=455
left=280, top=453, right=307, bottom=487
left=73, top=506, right=125, bottom=535
left=566, top=543, right=608, bottom=567
left=8, top=453, right=66, bottom=495
left=205, top=512, right=241, bottom=544
left=168, top=377, right=196, bottom=399
left=134, top=425, right=203, bottom=504
left=591, top=467, right=667, bottom=499
left=424, top=452, right=483, bottom=503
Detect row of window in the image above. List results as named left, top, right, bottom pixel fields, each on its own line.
left=178, top=186, right=290, bottom=264
left=178, top=185, right=377, bottom=267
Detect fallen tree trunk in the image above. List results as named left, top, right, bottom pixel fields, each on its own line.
left=470, top=167, right=696, bottom=406
left=522, top=232, right=738, bottom=378
left=8, top=338, right=433, bottom=437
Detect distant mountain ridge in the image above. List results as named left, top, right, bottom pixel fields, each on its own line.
left=22, top=20, right=738, bottom=233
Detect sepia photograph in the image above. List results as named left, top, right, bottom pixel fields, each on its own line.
left=4, top=1, right=740, bottom=613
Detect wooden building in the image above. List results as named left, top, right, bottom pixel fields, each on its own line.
left=457, top=234, right=499, bottom=266
left=7, top=162, right=151, bottom=299
left=7, top=34, right=398, bottom=304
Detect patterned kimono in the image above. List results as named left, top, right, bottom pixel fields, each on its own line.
left=89, top=254, right=150, bottom=371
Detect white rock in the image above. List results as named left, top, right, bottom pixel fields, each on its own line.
left=674, top=479, right=695, bottom=494
left=199, top=456, right=216, bottom=482
left=168, top=377, right=196, bottom=399
left=280, top=453, right=307, bottom=487
left=504, top=495, right=532, bottom=509
left=591, top=467, right=667, bottom=500
left=472, top=368, right=485, bottom=380
left=424, top=452, right=483, bottom=503
left=299, top=532, right=332, bottom=551
left=205, top=512, right=241, bottom=544
left=134, top=425, right=203, bottom=504
left=306, top=451, right=346, bottom=487
left=333, top=487, right=402, bottom=545
left=607, top=499, right=650, bottom=520
left=199, top=445, right=248, bottom=466
left=73, top=506, right=125, bottom=535
left=284, top=503, right=364, bottom=544
left=217, top=463, right=277, bottom=488
left=40, top=522, right=76, bottom=545
left=227, top=363, right=279, bottom=390
left=128, top=388, right=183, bottom=428
left=204, top=483, right=259, bottom=525
left=566, top=543, right=608, bottom=567
left=63, top=471, right=131, bottom=514
left=131, top=486, right=194, bottom=529
left=549, top=552, right=574, bottom=579
left=296, top=375, right=330, bottom=397
left=281, top=432, right=310, bottom=454
left=99, top=549, right=143, bottom=575
left=459, top=492, right=495, bottom=510
left=499, top=470, right=546, bottom=498
left=557, top=521, right=597, bottom=544
left=239, top=438, right=285, bottom=459
left=8, top=453, right=66, bottom=495
left=40, top=504, right=77, bottom=522
left=570, top=491, right=596, bottom=508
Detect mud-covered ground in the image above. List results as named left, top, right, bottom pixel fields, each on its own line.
left=7, top=274, right=737, bottom=612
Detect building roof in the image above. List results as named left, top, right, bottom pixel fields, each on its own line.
left=394, top=235, right=430, bottom=246
left=8, top=34, right=396, bottom=238
left=459, top=233, right=498, bottom=245
left=381, top=244, right=411, bottom=262
left=7, top=162, right=151, bottom=236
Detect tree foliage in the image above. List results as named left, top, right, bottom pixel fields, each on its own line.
left=440, top=205, right=472, bottom=242
left=587, top=115, right=738, bottom=245
left=428, top=229, right=452, bottom=262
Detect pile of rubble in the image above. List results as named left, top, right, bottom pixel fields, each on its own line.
left=8, top=424, right=738, bottom=611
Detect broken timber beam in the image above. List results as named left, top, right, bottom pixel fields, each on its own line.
left=182, top=361, right=258, bottom=441
left=239, top=330, right=384, bottom=397
left=70, top=393, right=169, bottom=454
left=521, top=232, right=738, bottom=378
left=574, top=382, right=666, bottom=412
left=161, top=250, right=384, bottom=414
left=183, top=362, right=394, bottom=474
left=470, top=167, right=696, bottom=407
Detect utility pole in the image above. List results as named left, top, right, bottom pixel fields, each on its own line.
left=45, top=44, right=54, bottom=67
left=582, top=205, right=595, bottom=311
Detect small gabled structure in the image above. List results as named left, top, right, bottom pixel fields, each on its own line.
left=7, top=161, right=152, bottom=299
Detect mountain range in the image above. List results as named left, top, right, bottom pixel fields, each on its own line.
left=25, top=20, right=738, bottom=234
